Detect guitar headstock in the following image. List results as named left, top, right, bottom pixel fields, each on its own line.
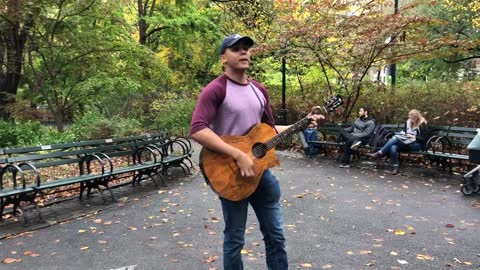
left=309, top=96, right=343, bottom=116
left=324, top=95, right=343, bottom=113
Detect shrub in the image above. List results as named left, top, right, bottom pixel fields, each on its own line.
left=150, top=98, right=196, bottom=136
left=0, top=120, right=76, bottom=148
left=0, top=120, right=19, bottom=147
left=71, top=111, right=144, bottom=140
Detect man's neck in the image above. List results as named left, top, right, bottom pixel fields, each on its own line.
left=224, top=69, right=248, bottom=84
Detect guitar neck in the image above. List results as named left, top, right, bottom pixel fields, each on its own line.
left=263, top=116, right=315, bottom=151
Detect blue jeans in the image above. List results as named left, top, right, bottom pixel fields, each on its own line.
left=340, top=130, right=369, bottom=164
left=220, top=169, right=288, bottom=270
left=304, top=128, right=321, bottom=156
left=379, top=137, right=425, bottom=166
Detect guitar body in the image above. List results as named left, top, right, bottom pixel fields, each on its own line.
left=199, top=123, right=280, bottom=201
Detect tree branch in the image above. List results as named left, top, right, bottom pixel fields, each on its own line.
left=443, top=55, right=480, bottom=63
left=145, top=26, right=171, bottom=40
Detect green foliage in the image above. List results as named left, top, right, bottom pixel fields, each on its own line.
left=71, top=110, right=144, bottom=140
left=418, top=0, right=480, bottom=62
left=256, top=57, right=333, bottom=99
left=0, top=121, right=19, bottom=147
left=398, top=58, right=479, bottom=82
left=0, top=120, right=75, bottom=148
left=150, top=96, right=196, bottom=137
left=357, top=79, right=480, bottom=126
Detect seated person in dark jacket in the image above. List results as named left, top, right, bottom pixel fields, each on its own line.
left=370, top=109, right=428, bottom=175
left=339, top=107, right=375, bottom=168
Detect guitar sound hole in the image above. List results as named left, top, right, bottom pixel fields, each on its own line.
left=252, top=143, right=267, bottom=158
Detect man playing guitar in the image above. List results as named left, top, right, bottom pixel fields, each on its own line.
left=189, top=33, right=324, bottom=270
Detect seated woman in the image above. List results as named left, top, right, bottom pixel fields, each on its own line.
left=370, top=109, right=428, bottom=175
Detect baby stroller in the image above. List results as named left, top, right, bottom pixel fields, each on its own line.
left=461, top=128, right=480, bottom=196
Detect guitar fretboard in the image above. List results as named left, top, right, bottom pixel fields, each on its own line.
left=263, top=117, right=313, bottom=151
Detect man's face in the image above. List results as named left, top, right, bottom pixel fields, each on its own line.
left=221, top=41, right=252, bottom=70
left=359, top=108, right=366, bottom=118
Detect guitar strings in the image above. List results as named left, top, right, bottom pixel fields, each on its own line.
left=251, top=98, right=341, bottom=157
left=251, top=118, right=310, bottom=157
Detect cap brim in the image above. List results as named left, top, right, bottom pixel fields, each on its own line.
left=226, top=36, right=255, bottom=49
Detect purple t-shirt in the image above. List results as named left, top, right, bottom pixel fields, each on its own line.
left=190, top=75, right=275, bottom=136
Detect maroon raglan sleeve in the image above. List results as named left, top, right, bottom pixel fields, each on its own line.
left=189, top=77, right=226, bottom=136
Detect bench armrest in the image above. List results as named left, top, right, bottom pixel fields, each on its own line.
left=145, top=144, right=164, bottom=163
left=0, top=164, right=25, bottom=189
left=18, top=162, right=41, bottom=188
left=95, top=153, right=114, bottom=173
left=173, top=137, right=192, bottom=153
left=429, top=136, right=452, bottom=153
left=134, top=146, right=157, bottom=165
left=164, top=140, right=187, bottom=157
left=87, top=153, right=114, bottom=175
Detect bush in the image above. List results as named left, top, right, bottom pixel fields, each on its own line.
left=359, top=79, right=480, bottom=126
left=0, top=120, right=19, bottom=147
left=0, top=120, right=76, bottom=148
left=71, top=110, right=144, bottom=140
left=150, top=98, right=196, bottom=136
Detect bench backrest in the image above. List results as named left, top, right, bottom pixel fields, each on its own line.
left=0, top=134, right=168, bottom=189
left=446, top=127, right=478, bottom=148
left=427, top=125, right=450, bottom=138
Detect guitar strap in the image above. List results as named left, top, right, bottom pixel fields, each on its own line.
left=248, top=81, right=279, bottom=134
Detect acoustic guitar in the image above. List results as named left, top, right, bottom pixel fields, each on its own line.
left=199, top=96, right=343, bottom=201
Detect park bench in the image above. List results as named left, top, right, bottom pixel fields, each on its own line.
left=299, top=123, right=478, bottom=173
left=417, top=126, right=478, bottom=172
left=0, top=134, right=194, bottom=225
left=305, top=123, right=349, bottom=155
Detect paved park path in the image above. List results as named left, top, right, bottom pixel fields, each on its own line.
left=0, top=142, right=479, bottom=270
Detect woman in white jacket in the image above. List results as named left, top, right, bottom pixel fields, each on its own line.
left=370, top=109, right=428, bottom=175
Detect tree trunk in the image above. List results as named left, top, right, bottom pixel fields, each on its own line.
left=0, top=0, right=33, bottom=120
left=53, top=111, right=65, bottom=132
left=137, top=0, right=148, bottom=45
left=0, top=23, right=27, bottom=119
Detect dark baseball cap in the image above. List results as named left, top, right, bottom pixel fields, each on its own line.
left=219, top=34, right=254, bottom=55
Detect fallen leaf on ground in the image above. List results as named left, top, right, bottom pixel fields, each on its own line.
left=203, top=255, right=217, bottom=263
left=23, top=251, right=40, bottom=257
left=417, top=254, right=435, bottom=261
left=472, top=201, right=480, bottom=208
left=2, top=258, right=22, bottom=264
